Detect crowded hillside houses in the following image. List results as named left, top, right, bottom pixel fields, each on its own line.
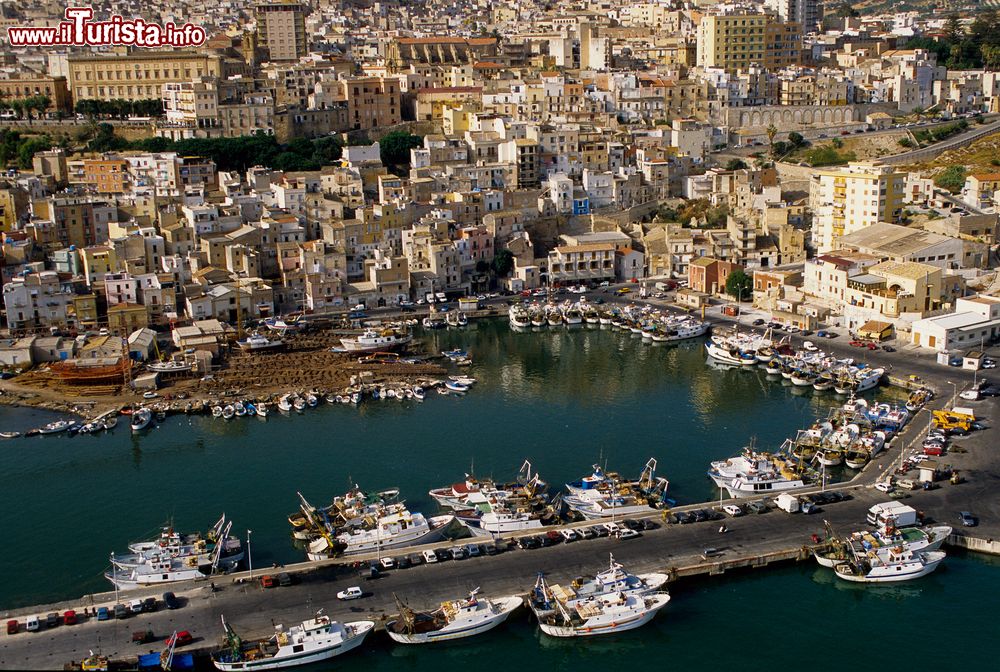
left=1, top=0, right=999, bottom=359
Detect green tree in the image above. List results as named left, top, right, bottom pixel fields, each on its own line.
left=765, top=124, right=778, bottom=157
left=491, top=248, right=514, bottom=278
left=725, top=268, right=752, bottom=302
left=379, top=130, right=422, bottom=167
left=934, top=165, right=967, bottom=193
left=787, top=131, right=805, bottom=148
left=725, top=158, right=748, bottom=170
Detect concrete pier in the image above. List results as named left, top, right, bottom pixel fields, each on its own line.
left=2, top=391, right=997, bottom=670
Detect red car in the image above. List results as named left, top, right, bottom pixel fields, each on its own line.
left=867, top=343, right=877, bottom=350
left=6, top=620, right=18, bottom=635
left=62, top=610, right=77, bottom=626
left=166, top=631, right=194, bottom=647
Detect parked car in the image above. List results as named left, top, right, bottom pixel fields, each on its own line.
left=396, top=555, right=412, bottom=569
left=752, top=319, right=765, bottom=326
left=746, top=500, right=768, bottom=515
left=277, top=571, right=296, bottom=586
left=128, top=599, right=144, bottom=615
left=45, top=613, right=60, bottom=629
left=96, top=607, right=110, bottom=621
left=113, top=604, right=128, bottom=620
left=162, top=592, right=181, bottom=610
left=959, top=511, right=978, bottom=527
left=132, top=630, right=155, bottom=644
left=166, top=631, right=193, bottom=647
left=422, top=549, right=439, bottom=564
left=6, top=620, right=18, bottom=635
left=142, top=598, right=156, bottom=613
left=336, top=586, right=364, bottom=601
left=63, top=610, right=78, bottom=625
left=722, top=504, right=744, bottom=517
left=618, top=528, right=641, bottom=540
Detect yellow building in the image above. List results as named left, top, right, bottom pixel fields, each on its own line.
left=810, top=162, right=905, bottom=253
left=67, top=51, right=222, bottom=103
left=696, top=13, right=800, bottom=73
left=80, top=246, right=120, bottom=288
left=107, top=303, right=149, bottom=335
left=0, top=184, right=27, bottom=233
left=70, top=294, right=99, bottom=329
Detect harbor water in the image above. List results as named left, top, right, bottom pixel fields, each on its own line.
left=0, top=320, right=915, bottom=609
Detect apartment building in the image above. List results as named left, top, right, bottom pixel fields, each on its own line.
left=810, top=162, right=905, bottom=253
left=343, top=78, right=401, bottom=131
left=255, top=1, right=309, bottom=62
left=0, top=74, right=71, bottom=112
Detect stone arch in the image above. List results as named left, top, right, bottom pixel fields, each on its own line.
left=751, top=111, right=762, bottom=127
left=823, top=109, right=833, bottom=123
left=741, top=112, right=750, bottom=126
left=802, top=109, right=815, bottom=124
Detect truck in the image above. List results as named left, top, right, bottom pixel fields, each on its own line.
left=775, top=493, right=800, bottom=513
left=866, top=502, right=918, bottom=528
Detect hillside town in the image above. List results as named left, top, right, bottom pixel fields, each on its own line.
left=0, top=0, right=999, bottom=383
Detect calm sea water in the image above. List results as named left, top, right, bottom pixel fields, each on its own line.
left=0, top=320, right=913, bottom=609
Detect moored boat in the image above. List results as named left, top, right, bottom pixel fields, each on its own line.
left=385, top=590, right=522, bottom=644
left=212, top=613, right=374, bottom=671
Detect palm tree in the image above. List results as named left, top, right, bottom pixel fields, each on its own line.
left=766, top=124, right=778, bottom=157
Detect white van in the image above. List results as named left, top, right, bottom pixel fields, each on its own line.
left=421, top=549, right=438, bottom=564
left=25, top=615, right=40, bottom=632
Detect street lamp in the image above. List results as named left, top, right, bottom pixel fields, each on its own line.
left=246, top=529, right=253, bottom=581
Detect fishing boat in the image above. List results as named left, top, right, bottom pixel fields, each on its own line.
left=815, top=523, right=952, bottom=568
left=530, top=310, right=547, bottom=327
left=413, top=386, right=425, bottom=401
left=147, top=360, right=194, bottom=373
left=293, top=397, right=306, bottom=412
left=906, top=388, right=932, bottom=412
left=256, top=404, right=269, bottom=418
left=705, top=339, right=744, bottom=366
left=547, top=311, right=563, bottom=327
left=238, top=333, right=285, bottom=352
left=111, top=515, right=243, bottom=570
left=445, top=311, right=468, bottom=328
left=456, top=501, right=556, bottom=537
left=563, top=306, right=584, bottom=325
left=264, top=317, right=303, bottom=334
left=444, top=380, right=469, bottom=393
left=306, top=505, right=455, bottom=558
left=340, top=328, right=413, bottom=353
left=103, top=416, right=118, bottom=431
left=38, top=419, right=75, bottom=434
left=833, top=547, right=946, bottom=583
left=816, top=448, right=843, bottom=467
left=529, top=556, right=670, bottom=637
left=0, top=431, right=21, bottom=439
left=222, top=405, right=235, bottom=420
left=708, top=447, right=809, bottom=498
left=429, top=460, right=545, bottom=509
left=234, top=402, right=247, bottom=417
left=212, top=406, right=224, bottom=418
left=306, top=394, right=318, bottom=407
left=813, top=373, right=836, bottom=391
left=212, top=613, right=374, bottom=671
left=536, top=589, right=671, bottom=637
left=385, top=590, right=522, bottom=644
left=130, top=409, right=152, bottom=432
left=790, top=369, right=816, bottom=387
left=422, top=315, right=446, bottom=329
left=509, top=305, right=531, bottom=329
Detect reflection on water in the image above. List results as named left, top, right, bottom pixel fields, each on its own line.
left=0, top=320, right=894, bottom=607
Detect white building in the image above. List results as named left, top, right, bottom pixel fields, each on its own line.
left=910, top=295, right=1000, bottom=350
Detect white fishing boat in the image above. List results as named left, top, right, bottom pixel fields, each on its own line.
left=705, top=339, right=744, bottom=366
left=38, top=419, right=76, bottom=434
left=256, top=404, right=269, bottom=418
left=212, top=406, right=224, bottom=418
left=293, top=397, right=306, bottom=412
left=537, top=591, right=671, bottom=637
left=445, top=380, right=469, bottom=393
left=212, top=613, right=374, bottom=671
left=113, top=516, right=244, bottom=570
left=386, top=590, right=522, bottom=644
left=147, top=360, right=194, bottom=373
left=238, top=333, right=285, bottom=352
left=708, top=450, right=808, bottom=498
left=834, top=548, right=946, bottom=583
left=130, top=409, right=152, bottom=432
left=529, top=555, right=669, bottom=621
left=509, top=305, right=531, bottom=329
left=234, top=401, right=247, bottom=417
left=278, top=395, right=292, bottom=413
left=222, top=405, right=235, bottom=420
left=306, top=506, right=455, bottom=559
left=815, top=524, right=953, bottom=568
left=340, top=328, right=413, bottom=353
left=816, top=448, right=843, bottom=467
